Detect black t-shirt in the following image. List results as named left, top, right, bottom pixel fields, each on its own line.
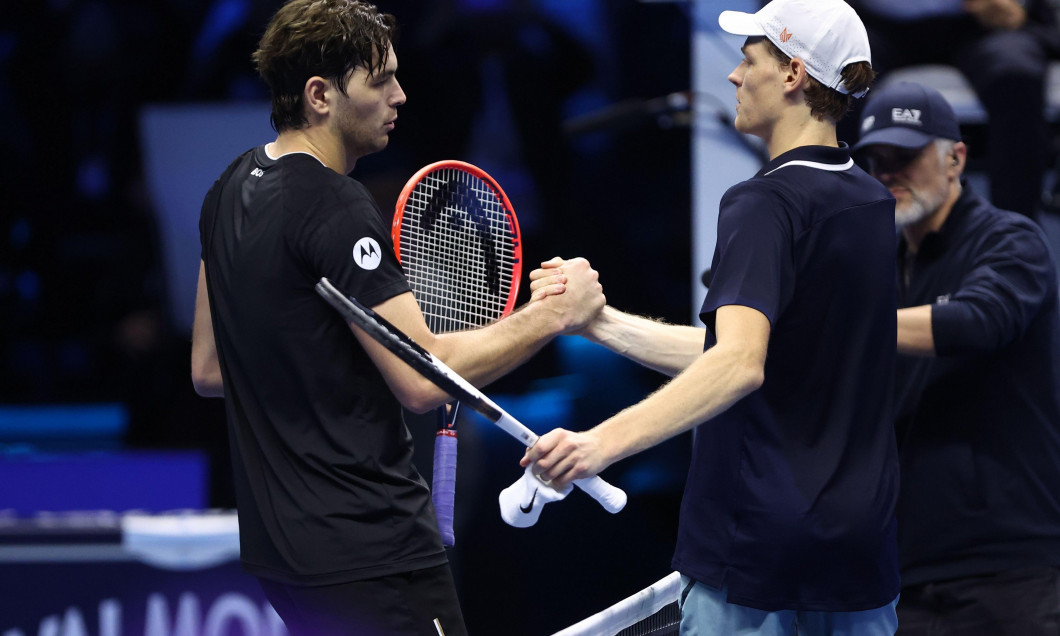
left=675, top=145, right=900, bottom=611
left=199, top=146, right=446, bottom=585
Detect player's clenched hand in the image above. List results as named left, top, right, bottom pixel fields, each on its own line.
left=538, top=257, right=605, bottom=332
left=528, top=256, right=567, bottom=302
left=521, top=427, right=608, bottom=491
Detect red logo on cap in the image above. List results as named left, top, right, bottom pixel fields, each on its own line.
left=779, top=28, right=793, bottom=42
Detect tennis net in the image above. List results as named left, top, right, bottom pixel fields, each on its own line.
left=552, top=571, right=681, bottom=636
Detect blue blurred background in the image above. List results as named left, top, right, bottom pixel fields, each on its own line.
left=8, top=1, right=1060, bottom=633
left=0, top=0, right=698, bottom=633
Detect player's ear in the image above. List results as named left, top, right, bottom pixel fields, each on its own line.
left=949, top=141, right=968, bottom=176
left=785, top=57, right=809, bottom=94
left=304, top=76, right=330, bottom=117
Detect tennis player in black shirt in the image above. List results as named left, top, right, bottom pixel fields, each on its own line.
left=190, top=1, right=604, bottom=634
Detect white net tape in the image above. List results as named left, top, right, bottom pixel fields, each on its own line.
left=552, top=571, right=682, bottom=636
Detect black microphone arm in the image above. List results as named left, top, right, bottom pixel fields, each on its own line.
left=562, top=91, right=693, bottom=136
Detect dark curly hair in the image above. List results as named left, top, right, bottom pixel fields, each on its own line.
left=252, top=0, right=398, bottom=133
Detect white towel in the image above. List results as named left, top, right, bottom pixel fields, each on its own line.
left=498, top=466, right=573, bottom=527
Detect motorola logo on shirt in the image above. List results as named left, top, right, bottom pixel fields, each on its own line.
left=353, top=237, right=382, bottom=270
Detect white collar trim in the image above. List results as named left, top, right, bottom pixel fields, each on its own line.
left=263, top=144, right=327, bottom=167
left=763, top=158, right=854, bottom=176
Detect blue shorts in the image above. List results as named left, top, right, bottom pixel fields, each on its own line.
left=678, top=576, right=898, bottom=636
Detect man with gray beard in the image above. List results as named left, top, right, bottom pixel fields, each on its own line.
left=855, top=81, right=1060, bottom=635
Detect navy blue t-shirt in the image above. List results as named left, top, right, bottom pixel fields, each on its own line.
left=673, top=145, right=900, bottom=611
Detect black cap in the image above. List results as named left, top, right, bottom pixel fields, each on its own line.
left=853, top=81, right=962, bottom=151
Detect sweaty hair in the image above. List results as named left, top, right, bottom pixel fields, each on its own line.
left=761, top=38, right=875, bottom=123
left=252, top=0, right=397, bottom=133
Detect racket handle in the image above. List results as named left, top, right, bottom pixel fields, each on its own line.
left=573, top=475, right=628, bottom=514
left=491, top=411, right=627, bottom=514
left=432, top=430, right=458, bottom=547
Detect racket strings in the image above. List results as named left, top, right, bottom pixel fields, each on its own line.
left=399, top=167, right=518, bottom=333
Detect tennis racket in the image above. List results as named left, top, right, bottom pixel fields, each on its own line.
left=315, top=278, right=628, bottom=516
left=392, top=160, right=522, bottom=546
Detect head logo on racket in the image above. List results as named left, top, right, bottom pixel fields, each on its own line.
left=352, top=237, right=382, bottom=270
left=422, top=179, right=502, bottom=296
left=392, top=160, right=523, bottom=332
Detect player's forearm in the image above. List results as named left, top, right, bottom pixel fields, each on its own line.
left=897, top=305, right=936, bottom=356
left=583, top=306, right=705, bottom=376
left=432, top=298, right=565, bottom=388
left=430, top=274, right=605, bottom=388
left=594, top=339, right=765, bottom=465
left=361, top=291, right=570, bottom=412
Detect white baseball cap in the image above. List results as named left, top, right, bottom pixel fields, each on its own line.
left=719, top=0, right=871, bottom=97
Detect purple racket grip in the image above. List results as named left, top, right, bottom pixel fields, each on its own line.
left=432, top=429, right=458, bottom=547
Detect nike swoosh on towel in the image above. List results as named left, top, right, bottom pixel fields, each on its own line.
left=520, top=489, right=538, bottom=513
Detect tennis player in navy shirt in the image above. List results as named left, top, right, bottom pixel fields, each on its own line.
left=525, top=0, right=900, bottom=633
